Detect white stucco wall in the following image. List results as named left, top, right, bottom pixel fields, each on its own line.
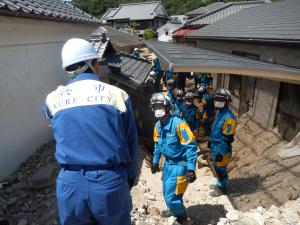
left=0, top=16, right=98, bottom=180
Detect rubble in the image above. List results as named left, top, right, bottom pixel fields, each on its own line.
left=0, top=134, right=299, bottom=225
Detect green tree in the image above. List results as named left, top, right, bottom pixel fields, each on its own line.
left=143, top=29, right=156, bottom=40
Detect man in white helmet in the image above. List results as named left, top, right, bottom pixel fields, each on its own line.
left=42, top=38, right=139, bottom=225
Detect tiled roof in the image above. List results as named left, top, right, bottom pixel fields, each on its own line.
left=0, top=0, right=99, bottom=24
left=188, top=1, right=264, bottom=26
left=185, top=2, right=226, bottom=16
left=106, top=52, right=152, bottom=89
left=104, top=1, right=168, bottom=21
left=157, top=22, right=182, bottom=33
left=90, top=33, right=115, bottom=59
left=95, top=26, right=144, bottom=52
left=188, top=0, right=300, bottom=43
left=99, top=8, right=117, bottom=23
left=143, top=40, right=300, bottom=83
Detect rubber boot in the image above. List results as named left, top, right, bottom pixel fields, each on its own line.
left=161, top=209, right=174, bottom=218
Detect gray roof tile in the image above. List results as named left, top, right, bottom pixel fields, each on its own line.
left=188, top=0, right=300, bottom=43
left=185, top=2, right=227, bottom=16
left=106, top=52, right=152, bottom=89
left=95, top=26, right=144, bottom=51
left=144, top=40, right=300, bottom=83
left=188, top=1, right=264, bottom=26
left=103, top=1, right=167, bottom=21
left=0, top=0, right=99, bottom=24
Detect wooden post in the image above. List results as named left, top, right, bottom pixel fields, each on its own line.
left=239, top=76, right=249, bottom=116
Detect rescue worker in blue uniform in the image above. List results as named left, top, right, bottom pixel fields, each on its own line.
left=42, top=38, right=139, bottom=225
left=150, top=93, right=197, bottom=225
left=167, top=79, right=176, bottom=106
left=164, top=70, right=175, bottom=87
left=198, top=86, right=214, bottom=136
left=152, top=56, right=162, bottom=91
left=208, top=89, right=237, bottom=194
left=132, top=47, right=140, bottom=58
left=181, top=92, right=200, bottom=138
left=200, top=72, right=213, bottom=88
left=172, top=89, right=185, bottom=117
left=193, top=72, right=199, bottom=89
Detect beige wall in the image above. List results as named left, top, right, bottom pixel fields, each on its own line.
left=0, top=16, right=98, bottom=180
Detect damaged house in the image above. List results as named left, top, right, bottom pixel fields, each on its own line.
left=0, top=0, right=99, bottom=179
left=187, top=0, right=300, bottom=141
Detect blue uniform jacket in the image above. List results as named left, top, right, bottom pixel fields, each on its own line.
left=210, top=107, right=237, bottom=156
left=43, top=73, right=139, bottom=183
left=200, top=73, right=212, bottom=87
left=153, top=57, right=161, bottom=74
left=152, top=116, right=197, bottom=171
left=199, top=93, right=214, bottom=119
left=181, top=104, right=199, bottom=131
left=165, top=71, right=175, bottom=81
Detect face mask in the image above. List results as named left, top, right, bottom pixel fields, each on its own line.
left=154, top=109, right=166, bottom=118
left=214, top=101, right=225, bottom=109
left=186, top=102, right=192, bottom=106
left=177, top=97, right=183, bottom=101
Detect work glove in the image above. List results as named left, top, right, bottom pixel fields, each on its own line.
left=216, top=153, right=224, bottom=162
left=151, top=163, right=159, bottom=174
left=207, top=140, right=211, bottom=149
left=186, top=170, right=196, bottom=183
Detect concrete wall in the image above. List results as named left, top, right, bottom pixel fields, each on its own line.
left=195, top=40, right=300, bottom=68
left=0, top=16, right=98, bottom=180
left=195, top=39, right=299, bottom=129
left=248, top=79, right=280, bottom=129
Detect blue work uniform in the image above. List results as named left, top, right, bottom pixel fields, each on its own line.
left=153, top=57, right=162, bottom=91
left=199, top=92, right=214, bottom=134
left=165, top=71, right=175, bottom=81
left=167, top=89, right=184, bottom=117
left=200, top=73, right=212, bottom=88
left=210, top=107, right=236, bottom=190
left=43, top=73, right=138, bottom=225
left=173, top=100, right=185, bottom=117
left=193, top=72, right=199, bottom=89
left=153, top=116, right=197, bottom=216
left=181, top=103, right=199, bottom=132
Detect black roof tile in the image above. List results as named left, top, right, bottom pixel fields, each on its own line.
left=106, top=52, right=152, bottom=89
left=0, top=0, right=99, bottom=24
left=188, top=0, right=300, bottom=43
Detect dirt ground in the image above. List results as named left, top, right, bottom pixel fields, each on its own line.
left=224, top=113, right=300, bottom=211
left=180, top=77, right=300, bottom=212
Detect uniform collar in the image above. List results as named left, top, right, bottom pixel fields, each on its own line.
left=68, top=73, right=99, bottom=84
left=160, top=115, right=173, bottom=131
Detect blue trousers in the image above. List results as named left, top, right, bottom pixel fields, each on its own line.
left=211, top=142, right=232, bottom=189
left=162, top=161, right=188, bottom=216
left=56, top=167, right=132, bottom=225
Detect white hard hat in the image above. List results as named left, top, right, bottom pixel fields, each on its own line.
left=150, top=71, right=156, bottom=76
left=61, top=38, right=100, bottom=70
left=134, top=47, right=139, bottom=51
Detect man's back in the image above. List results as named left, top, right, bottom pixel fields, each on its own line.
left=45, top=73, right=136, bottom=167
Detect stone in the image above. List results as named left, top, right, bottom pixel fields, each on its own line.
left=243, top=213, right=265, bottom=225
left=137, top=207, right=146, bottom=215
left=29, top=164, right=57, bottom=189
left=257, top=206, right=264, bottom=215
left=149, top=207, right=160, bottom=217
left=17, top=218, right=28, bottom=225
left=226, top=210, right=239, bottom=222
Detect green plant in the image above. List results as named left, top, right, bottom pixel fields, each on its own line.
left=143, top=29, right=156, bottom=40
